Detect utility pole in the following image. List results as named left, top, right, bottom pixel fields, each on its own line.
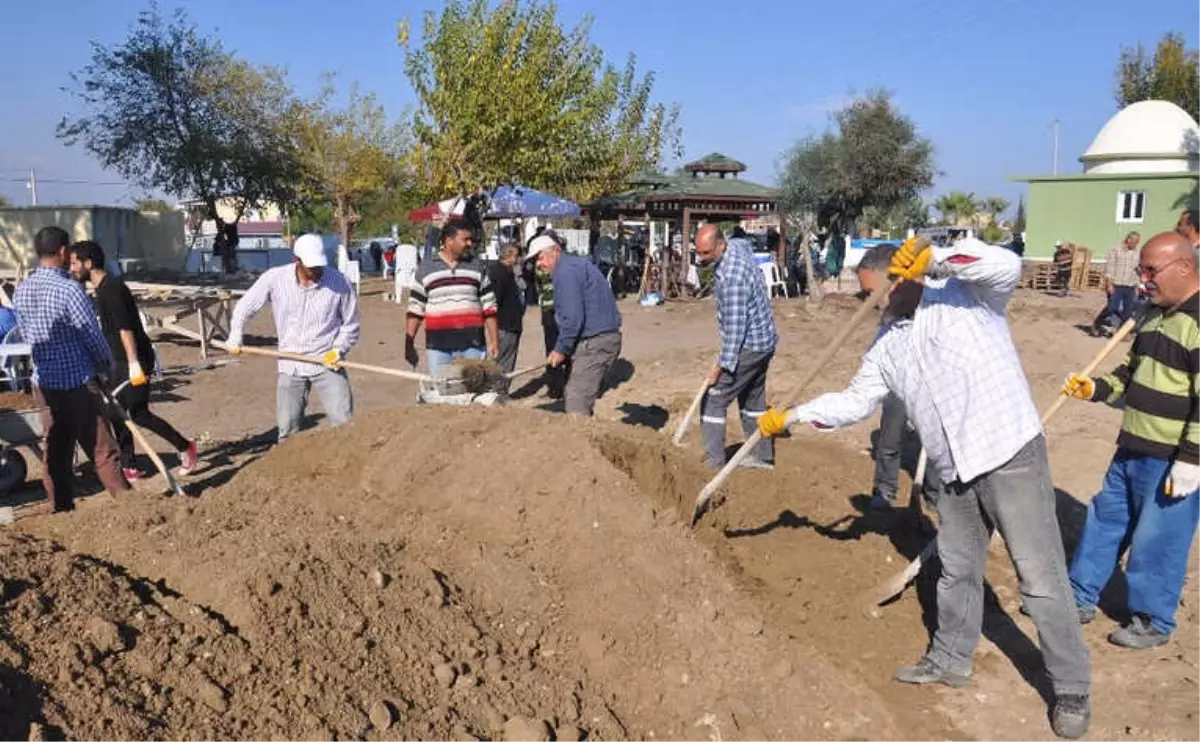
left=1052, top=119, right=1060, bottom=176
left=27, top=168, right=38, bottom=206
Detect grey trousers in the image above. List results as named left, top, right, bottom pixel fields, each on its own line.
left=564, top=331, right=622, bottom=416
left=874, top=392, right=943, bottom=507
left=700, top=350, right=774, bottom=467
left=493, top=330, right=521, bottom=394
left=929, top=434, right=1090, bottom=696
left=277, top=369, right=353, bottom=441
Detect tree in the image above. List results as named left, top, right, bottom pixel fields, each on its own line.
left=1115, top=32, right=1199, bottom=120
left=398, top=0, right=681, bottom=203
left=933, top=191, right=978, bottom=226
left=1013, top=196, right=1026, bottom=234
left=135, top=197, right=173, bottom=212
left=860, top=197, right=929, bottom=236
left=294, top=77, right=413, bottom=250
left=982, top=196, right=1009, bottom=225
left=0, top=194, right=11, bottom=208
left=58, top=3, right=303, bottom=237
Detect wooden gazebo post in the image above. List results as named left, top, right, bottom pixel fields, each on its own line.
left=680, top=207, right=692, bottom=289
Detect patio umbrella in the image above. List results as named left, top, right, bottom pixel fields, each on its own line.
left=487, top=185, right=580, bottom=219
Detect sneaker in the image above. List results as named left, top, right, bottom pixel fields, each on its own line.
left=122, top=467, right=147, bottom=482
left=1019, top=602, right=1095, bottom=624
left=1108, top=614, right=1170, bottom=650
left=179, top=441, right=199, bottom=475
left=737, top=457, right=775, bottom=471
left=1051, top=693, right=1090, bottom=739
left=893, top=656, right=970, bottom=688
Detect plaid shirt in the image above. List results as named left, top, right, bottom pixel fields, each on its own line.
left=792, top=240, right=1040, bottom=484
left=714, top=238, right=777, bottom=370
left=14, top=265, right=112, bottom=390
left=1104, top=244, right=1140, bottom=287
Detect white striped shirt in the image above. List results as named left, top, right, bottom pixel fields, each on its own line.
left=228, top=264, right=360, bottom=377
left=792, top=239, right=1041, bottom=484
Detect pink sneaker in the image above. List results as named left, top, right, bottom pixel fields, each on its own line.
left=179, top=441, right=199, bottom=475
left=122, top=467, right=147, bottom=482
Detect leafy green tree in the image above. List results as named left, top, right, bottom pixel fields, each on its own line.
left=398, top=0, right=681, bottom=202
left=294, top=76, right=412, bottom=249
left=0, top=194, right=12, bottom=208
left=58, top=3, right=303, bottom=233
left=982, top=196, right=1009, bottom=225
left=1116, top=32, right=1199, bottom=120
left=779, top=90, right=935, bottom=266
left=1013, top=196, right=1026, bottom=233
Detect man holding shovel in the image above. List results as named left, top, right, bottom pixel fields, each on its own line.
left=755, top=237, right=1092, bottom=739
left=693, top=224, right=777, bottom=470
left=69, top=240, right=198, bottom=480
left=1063, top=231, right=1199, bottom=650
left=226, top=234, right=360, bottom=442
left=526, top=233, right=622, bottom=416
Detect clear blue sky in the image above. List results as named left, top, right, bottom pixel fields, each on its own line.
left=1, top=0, right=1195, bottom=216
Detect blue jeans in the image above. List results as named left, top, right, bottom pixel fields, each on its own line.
left=1069, top=449, right=1200, bottom=634
left=277, top=369, right=353, bottom=441
left=427, top=346, right=485, bottom=379
left=1100, top=285, right=1136, bottom=326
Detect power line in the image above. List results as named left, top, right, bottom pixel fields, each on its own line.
left=1, top=177, right=129, bottom=186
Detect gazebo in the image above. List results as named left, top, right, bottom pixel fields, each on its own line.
left=585, top=153, right=781, bottom=296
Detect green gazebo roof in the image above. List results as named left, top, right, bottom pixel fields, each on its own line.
left=682, top=152, right=747, bottom=174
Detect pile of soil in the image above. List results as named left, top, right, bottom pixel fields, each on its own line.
left=14, top=407, right=900, bottom=741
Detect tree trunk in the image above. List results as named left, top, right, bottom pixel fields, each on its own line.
left=801, top=227, right=821, bottom=302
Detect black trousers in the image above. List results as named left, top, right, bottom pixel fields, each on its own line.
left=110, top=370, right=189, bottom=468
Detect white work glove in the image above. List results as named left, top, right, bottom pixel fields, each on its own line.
left=224, top=337, right=243, bottom=356
left=1166, top=460, right=1200, bottom=498
left=128, top=360, right=147, bottom=387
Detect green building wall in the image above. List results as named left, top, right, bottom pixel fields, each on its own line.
left=1018, top=172, right=1198, bottom=260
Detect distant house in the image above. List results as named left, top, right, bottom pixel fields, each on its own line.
left=0, top=204, right=186, bottom=277
left=1014, top=100, right=1199, bottom=260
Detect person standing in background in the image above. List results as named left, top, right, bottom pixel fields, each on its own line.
left=1093, top=232, right=1141, bottom=337
left=14, top=226, right=130, bottom=512
left=489, top=243, right=524, bottom=396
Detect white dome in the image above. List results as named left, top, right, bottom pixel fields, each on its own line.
left=1081, top=100, right=1199, bottom=174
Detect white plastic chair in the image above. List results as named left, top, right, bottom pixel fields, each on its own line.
left=0, top=327, right=31, bottom=392
left=344, top=260, right=361, bottom=296
left=760, top=261, right=788, bottom=298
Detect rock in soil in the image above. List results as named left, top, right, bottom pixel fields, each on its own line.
left=501, top=716, right=552, bottom=741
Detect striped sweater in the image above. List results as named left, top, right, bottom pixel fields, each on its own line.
left=1094, top=291, right=1199, bottom=463
left=407, top=252, right=497, bottom=351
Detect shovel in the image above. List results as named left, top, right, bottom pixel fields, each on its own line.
left=866, top=314, right=1139, bottom=607
left=102, top=381, right=188, bottom=498
left=671, top=378, right=711, bottom=447
left=689, top=260, right=911, bottom=526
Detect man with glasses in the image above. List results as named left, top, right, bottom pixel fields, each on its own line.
left=1064, top=231, right=1199, bottom=650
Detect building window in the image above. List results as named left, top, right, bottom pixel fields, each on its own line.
left=1116, top=191, right=1146, bottom=223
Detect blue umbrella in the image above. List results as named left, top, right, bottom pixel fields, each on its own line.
left=487, top=185, right=580, bottom=218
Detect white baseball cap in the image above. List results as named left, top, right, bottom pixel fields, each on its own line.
left=525, top=234, right=560, bottom=261
left=293, top=234, right=328, bottom=268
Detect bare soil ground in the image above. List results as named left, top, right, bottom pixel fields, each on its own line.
left=2, top=278, right=1197, bottom=741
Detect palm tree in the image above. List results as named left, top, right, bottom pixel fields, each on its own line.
left=983, top=196, right=1010, bottom=225
left=934, top=191, right=978, bottom=226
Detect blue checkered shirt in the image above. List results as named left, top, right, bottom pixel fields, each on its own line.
left=14, top=266, right=112, bottom=390
left=715, top=238, right=777, bottom=371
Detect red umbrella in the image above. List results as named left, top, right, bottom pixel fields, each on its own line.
left=407, top=202, right=442, bottom=222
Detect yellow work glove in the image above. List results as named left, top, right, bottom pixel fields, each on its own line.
left=128, top=360, right=147, bottom=387
left=757, top=407, right=793, bottom=438
left=322, top=349, right=345, bottom=370
left=1062, top=373, right=1095, bottom=401
left=225, top=342, right=243, bottom=356
left=888, top=237, right=932, bottom=281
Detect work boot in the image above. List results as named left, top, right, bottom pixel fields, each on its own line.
left=1050, top=693, right=1090, bottom=739
left=893, top=657, right=969, bottom=688
left=870, top=493, right=895, bottom=511
left=1108, top=614, right=1170, bottom=649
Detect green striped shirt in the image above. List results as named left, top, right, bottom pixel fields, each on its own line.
left=1094, top=292, right=1199, bottom=463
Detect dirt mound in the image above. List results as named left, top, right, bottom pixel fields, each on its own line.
left=17, top=406, right=902, bottom=740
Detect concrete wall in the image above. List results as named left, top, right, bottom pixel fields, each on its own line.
left=0, top=206, right=187, bottom=277
left=1023, top=173, right=1197, bottom=259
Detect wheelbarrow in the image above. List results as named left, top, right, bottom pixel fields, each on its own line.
left=0, top=405, right=44, bottom=497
